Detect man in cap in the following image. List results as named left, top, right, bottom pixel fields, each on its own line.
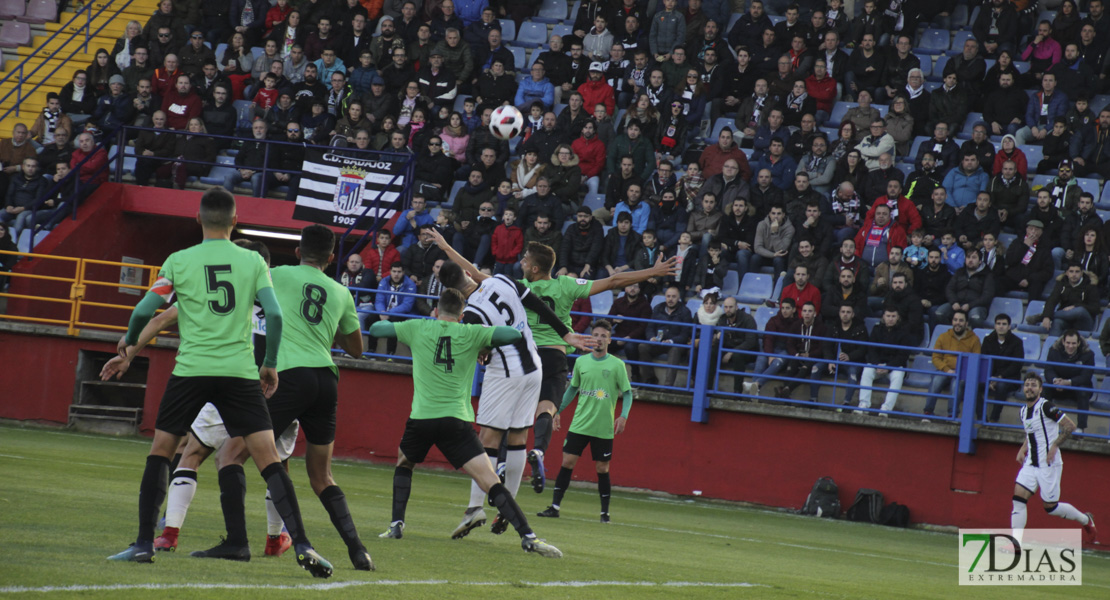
left=577, top=62, right=616, bottom=116
left=417, top=48, right=459, bottom=107
left=92, top=75, right=134, bottom=141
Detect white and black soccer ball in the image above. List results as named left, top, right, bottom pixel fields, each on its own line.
left=489, top=105, right=524, bottom=140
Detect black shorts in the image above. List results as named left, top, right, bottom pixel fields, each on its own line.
left=563, top=431, right=614, bottom=462
left=156, top=375, right=272, bottom=439
left=399, top=417, right=486, bottom=469
left=267, top=366, right=339, bottom=446
left=538, top=347, right=569, bottom=405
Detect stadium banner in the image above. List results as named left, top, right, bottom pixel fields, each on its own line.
left=292, top=148, right=406, bottom=230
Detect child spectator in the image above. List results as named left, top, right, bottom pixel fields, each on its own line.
left=491, top=207, right=523, bottom=276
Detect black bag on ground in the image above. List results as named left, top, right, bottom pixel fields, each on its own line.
left=846, top=488, right=884, bottom=523
left=878, top=502, right=911, bottom=527
left=800, top=476, right=841, bottom=518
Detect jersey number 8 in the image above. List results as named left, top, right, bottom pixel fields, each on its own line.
left=301, top=283, right=327, bottom=325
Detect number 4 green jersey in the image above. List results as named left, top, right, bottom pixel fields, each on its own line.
left=151, top=239, right=272, bottom=379
left=567, top=353, right=631, bottom=440
left=270, top=265, right=360, bottom=375
left=394, top=319, right=494, bottom=421
left=521, top=276, right=593, bottom=347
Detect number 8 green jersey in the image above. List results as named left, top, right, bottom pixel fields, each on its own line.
left=152, top=239, right=272, bottom=379
left=394, top=319, right=495, bottom=421
left=270, top=265, right=360, bottom=375
left=521, top=276, right=593, bottom=347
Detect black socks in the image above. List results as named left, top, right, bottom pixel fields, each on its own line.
left=319, top=485, right=364, bottom=552
left=391, top=466, right=413, bottom=523
left=552, top=467, right=573, bottom=507
left=218, top=465, right=248, bottom=546
left=488, top=482, right=533, bottom=537
left=261, top=462, right=309, bottom=547
left=534, top=412, right=554, bottom=453
left=137, top=455, right=170, bottom=544
left=598, top=473, right=611, bottom=514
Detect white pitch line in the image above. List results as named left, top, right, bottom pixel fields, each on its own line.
left=0, top=453, right=26, bottom=459
left=0, top=580, right=766, bottom=594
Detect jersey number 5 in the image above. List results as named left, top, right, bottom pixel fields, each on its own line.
left=205, top=265, right=236, bottom=315
left=301, top=283, right=327, bottom=325
left=488, top=291, right=514, bottom=326
left=434, top=336, right=455, bottom=373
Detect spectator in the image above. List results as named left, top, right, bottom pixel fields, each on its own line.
left=665, top=231, right=699, bottom=295
left=169, top=117, right=217, bottom=190
left=3, top=158, right=49, bottom=241
left=30, top=94, right=75, bottom=149
left=635, top=283, right=694, bottom=386
left=601, top=212, right=644, bottom=277
left=179, top=31, right=216, bottom=78
left=973, top=0, right=1020, bottom=58
left=795, top=135, right=835, bottom=195
left=772, top=300, right=828, bottom=403
left=923, top=310, right=982, bottom=418
left=454, top=200, right=498, bottom=268
left=132, top=111, right=178, bottom=187
left=69, top=132, right=109, bottom=190
left=1016, top=73, right=1068, bottom=146
left=360, top=230, right=401, bottom=285
left=821, top=267, right=866, bottom=326
left=880, top=38, right=922, bottom=104
left=547, top=145, right=582, bottom=207
left=821, top=302, right=870, bottom=407
left=515, top=62, right=555, bottom=112
left=938, top=251, right=994, bottom=328
left=961, top=123, right=997, bottom=171
left=854, top=204, right=906, bottom=268
left=751, top=139, right=798, bottom=191
left=1033, top=264, right=1101, bottom=335
left=713, top=297, right=759, bottom=395
left=844, top=33, right=883, bottom=99
left=58, top=71, right=98, bottom=120
left=392, top=194, right=434, bottom=249
left=370, top=262, right=418, bottom=355
left=490, top=208, right=523, bottom=276
left=857, top=307, right=912, bottom=413
left=985, top=73, right=1029, bottom=138
left=571, top=121, right=606, bottom=181
left=855, top=119, right=893, bottom=171
left=161, top=74, right=203, bottom=130
left=954, top=192, right=1002, bottom=252
left=753, top=297, right=798, bottom=393
left=605, top=120, right=654, bottom=181
left=613, top=184, right=653, bottom=234
left=753, top=204, right=794, bottom=277
left=716, top=196, right=756, bottom=278
left=882, top=270, right=924, bottom=345
left=123, top=47, right=155, bottom=95
left=780, top=263, right=822, bottom=314
left=686, top=191, right=723, bottom=256
left=927, top=73, right=970, bottom=135
left=1044, top=332, right=1096, bottom=432
left=916, top=248, right=951, bottom=316
left=869, top=246, right=913, bottom=298
left=37, top=129, right=73, bottom=178
left=1004, top=219, right=1055, bottom=299
left=649, top=0, right=686, bottom=61
left=1022, top=21, right=1064, bottom=78
left=341, top=253, right=375, bottom=329
left=603, top=281, right=650, bottom=357
left=112, top=20, right=146, bottom=71
left=792, top=199, right=834, bottom=258
left=988, top=159, right=1030, bottom=230
left=979, top=313, right=1025, bottom=422
left=750, top=108, right=790, bottom=162
left=559, top=207, right=605, bottom=278
left=401, top=224, right=447, bottom=284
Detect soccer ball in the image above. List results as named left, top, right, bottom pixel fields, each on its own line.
left=489, top=105, right=524, bottom=140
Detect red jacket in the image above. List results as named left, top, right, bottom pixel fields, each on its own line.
left=161, top=89, right=203, bottom=130
left=780, top=281, right=822, bottom=316
left=361, top=244, right=401, bottom=280
left=577, top=78, right=616, bottom=117
left=571, top=296, right=593, bottom=332
left=698, top=143, right=752, bottom=179
left=572, top=135, right=606, bottom=179
left=70, top=147, right=108, bottom=187
left=854, top=221, right=908, bottom=259
left=151, top=67, right=182, bottom=99
left=264, top=4, right=293, bottom=35
left=805, top=74, right=838, bottom=114
left=864, top=195, right=921, bottom=237
left=491, top=222, right=523, bottom=263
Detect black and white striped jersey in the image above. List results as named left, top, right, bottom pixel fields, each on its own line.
left=1021, top=397, right=1066, bottom=467
left=463, top=274, right=540, bottom=377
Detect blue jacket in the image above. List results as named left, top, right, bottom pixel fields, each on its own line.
left=1024, top=90, right=1069, bottom=129
left=375, top=276, right=417, bottom=315
left=392, top=209, right=435, bottom=248
left=654, top=203, right=687, bottom=248
left=939, top=243, right=966, bottom=274
left=348, top=67, right=379, bottom=96
left=515, top=76, right=555, bottom=110
left=751, top=155, right=799, bottom=191
left=613, top=200, right=654, bottom=234
left=751, top=125, right=790, bottom=161
left=942, top=166, right=989, bottom=209
left=93, top=92, right=134, bottom=132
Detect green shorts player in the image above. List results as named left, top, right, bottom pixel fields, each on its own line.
left=368, top=288, right=562, bottom=558
left=536, top=320, right=632, bottom=523
left=107, top=189, right=333, bottom=578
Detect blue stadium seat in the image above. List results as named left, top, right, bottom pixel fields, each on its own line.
left=904, top=354, right=937, bottom=389
left=707, top=117, right=733, bottom=142
left=959, top=113, right=983, bottom=139
left=583, top=193, right=605, bottom=211
left=923, top=81, right=943, bottom=93
left=754, top=305, right=777, bottom=330
left=987, top=297, right=1024, bottom=326
left=826, top=101, right=856, bottom=127
left=728, top=12, right=742, bottom=30
left=929, top=324, right=952, bottom=349
left=1077, top=177, right=1101, bottom=198
left=1013, top=332, right=1041, bottom=362
left=973, top=328, right=992, bottom=342
left=447, top=180, right=466, bottom=204
left=591, top=290, right=613, bottom=314
left=768, top=15, right=785, bottom=25
left=568, top=0, right=581, bottom=22
left=864, top=317, right=879, bottom=332
left=998, top=232, right=1017, bottom=248
left=551, top=24, right=572, bottom=39
left=1038, top=336, right=1059, bottom=361
left=1022, top=146, right=1044, bottom=171
left=770, top=275, right=785, bottom=302
left=1093, top=377, right=1110, bottom=411
left=514, top=21, right=547, bottom=48
left=499, top=19, right=516, bottom=42
left=453, top=95, right=471, bottom=113
left=929, top=56, right=949, bottom=81
left=951, top=30, right=975, bottom=50
left=534, top=0, right=566, bottom=23
left=1091, top=94, right=1110, bottom=114
left=918, top=58, right=933, bottom=79
left=200, top=165, right=236, bottom=186
left=906, top=136, right=930, bottom=163
left=916, top=29, right=950, bottom=55
left=686, top=298, right=702, bottom=314
left=508, top=46, right=526, bottom=71
left=1013, top=61, right=1031, bottom=74
left=736, top=273, right=773, bottom=304
left=722, top=271, right=740, bottom=296
left=1097, top=183, right=1110, bottom=209
left=651, top=294, right=666, bottom=308
left=895, top=162, right=914, bottom=178
left=951, top=4, right=969, bottom=27
left=1016, top=300, right=1047, bottom=333
left=585, top=176, right=599, bottom=194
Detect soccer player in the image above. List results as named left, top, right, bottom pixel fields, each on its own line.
left=437, top=235, right=676, bottom=493
left=536, top=319, right=631, bottom=523
left=1011, top=372, right=1097, bottom=545
left=430, top=256, right=594, bottom=539
left=106, top=189, right=333, bottom=578
left=368, top=288, right=563, bottom=558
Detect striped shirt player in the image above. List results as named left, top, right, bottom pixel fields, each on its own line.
left=1010, top=373, right=1097, bottom=544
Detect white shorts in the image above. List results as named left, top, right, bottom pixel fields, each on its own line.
left=190, top=403, right=299, bottom=461
left=476, top=370, right=542, bottom=431
left=1016, top=462, right=1063, bottom=503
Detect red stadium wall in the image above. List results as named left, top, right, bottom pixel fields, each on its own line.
left=3, top=327, right=1108, bottom=535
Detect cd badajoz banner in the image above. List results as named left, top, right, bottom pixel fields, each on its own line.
left=292, top=149, right=407, bottom=229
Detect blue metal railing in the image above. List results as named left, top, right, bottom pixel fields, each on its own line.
left=0, top=0, right=142, bottom=121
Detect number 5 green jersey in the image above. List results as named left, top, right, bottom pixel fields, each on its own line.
left=270, top=265, right=360, bottom=375
left=394, top=319, right=495, bottom=421
left=521, top=276, right=593, bottom=348
left=150, top=239, right=272, bottom=379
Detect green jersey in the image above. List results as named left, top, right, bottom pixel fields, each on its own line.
left=151, top=239, right=272, bottom=379
left=271, top=265, right=359, bottom=375
left=567, top=353, right=631, bottom=439
left=521, top=276, right=593, bottom=347
left=394, top=318, right=494, bottom=421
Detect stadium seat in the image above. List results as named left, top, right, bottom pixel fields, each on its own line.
left=728, top=12, right=742, bottom=31
left=0, top=21, right=32, bottom=48
left=918, top=59, right=933, bottom=80
left=1013, top=60, right=1031, bottom=74
left=447, top=180, right=466, bottom=205
left=929, top=56, right=950, bottom=81
left=895, top=162, right=914, bottom=178
left=959, top=113, right=983, bottom=139
left=951, top=30, right=975, bottom=50
left=551, top=24, right=572, bottom=39
left=770, top=275, right=785, bottom=302
left=864, top=317, right=879, bottom=332
left=736, top=273, right=773, bottom=304
left=16, top=229, right=32, bottom=253
left=585, top=176, right=599, bottom=194
left=706, top=117, right=732, bottom=143
left=904, top=354, right=937, bottom=389
left=583, top=193, right=605, bottom=211
left=0, top=0, right=24, bottom=19
left=768, top=15, right=785, bottom=25
left=1022, top=146, right=1044, bottom=170
left=569, top=0, right=581, bottom=22
left=591, top=291, right=613, bottom=314
left=453, top=95, right=471, bottom=113
left=754, top=305, right=777, bottom=330
left=1091, top=94, right=1110, bottom=114
left=534, top=0, right=567, bottom=23
left=923, top=81, right=943, bottom=93
left=722, top=271, right=740, bottom=296
left=686, top=298, right=702, bottom=314
left=651, top=294, right=666, bottom=308
left=1097, top=183, right=1110, bottom=209
left=1016, top=300, right=1046, bottom=333
left=973, top=328, right=992, bottom=342
left=928, top=324, right=952, bottom=348
left=1038, top=336, right=1059, bottom=362
left=987, top=297, right=1024, bottom=326
left=826, top=101, right=855, bottom=127
left=1093, top=377, right=1110, bottom=411
left=906, top=136, right=930, bottom=163
left=916, top=29, right=950, bottom=55
left=19, top=0, right=56, bottom=23
left=514, top=22, right=547, bottom=48
left=951, top=4, right=970, bottom=27
left=498, top=19, right=516, bottom=42
left=508, top=46, right=526, bottom=71
left=998, top=232, right=1017, bottom=249
left=554, top=102, right=567, bottom=116
left=1077, top=177, right=1101, bottom=198
left=1012, top=332, right=1041, bottom=362
left=200, top=165, right=236, bottom=186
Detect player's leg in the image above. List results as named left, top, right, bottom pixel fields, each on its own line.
left=1012, top=470, right=1037, bottom=546
left=454, top=425, right=502, bottom=539
left=262, top=429, right=295, bottom=557
left=488, top=428, right=531, bottom=534
left=305, top=441, right=374, bottom=570
left=592, top=438, right=614, bottom=523
left=539, top=432, right=586, bottom=517
left=460, top=453, right=562, bottom=558
left=190, top=436, right=252, bottom=560
left=531, top=349, right=568, bottom=493
left=156, top=432, right=214, bottom=551
left=382, top=418, right=432, bottom=539
left=1039, top=464, right=1094, bottom=531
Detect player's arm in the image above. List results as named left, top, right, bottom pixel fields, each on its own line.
left=1016, top=436, right=1028, bottom=464
left=104, top=305, right=179, bottom=380
left=556, top=384, right=579, bottom=414
left=1047, top=413, right=1076, bottom=464
left=334, top=328, right=364, bottom=358
left=427, top=226, right=490, bottom=283
left=124, top=292, right=166, bottom=347
left=588, top=254, right=678, bottom=295
left=368, top=321, right=398, bottom=338
left=256, top=287, right=283, bottom=369
left=615, top=389, right=633, bottom=434
left=513, top=279, right=597, bottom=352
left=490, top=325, right=522, bottom=346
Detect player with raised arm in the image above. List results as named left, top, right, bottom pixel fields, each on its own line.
left=368, top=288, right=563, bottom=558
left=106, top=189, right=333, bottom=578
left=536, top=319, right=632, bottom=523
left=1011, top=372, right=1097, bottom=545
left=426, top=246, right=595, bottom=538
left=436, top=236, right=676, bottom=493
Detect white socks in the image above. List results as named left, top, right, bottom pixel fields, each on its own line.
left=1048, top=502, right=1089, bottom=525
left=165, top=468, right=198, bottom=529
left=265, top=489, right=284, bottom=536
left=504, top=448, right=527, bottom=498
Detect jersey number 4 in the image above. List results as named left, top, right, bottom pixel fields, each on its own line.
left=434, top=336, right=455, bottom=373
left=301, top=283, right=327, bottom=325
left=205, top=265, right=236, bottom=315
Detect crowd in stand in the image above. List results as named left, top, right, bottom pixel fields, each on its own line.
left=3, top=0, right=1110, bottom=426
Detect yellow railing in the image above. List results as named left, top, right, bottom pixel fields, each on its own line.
left=0, top=250, right=161, bottom=336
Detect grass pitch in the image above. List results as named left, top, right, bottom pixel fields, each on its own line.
left=0, top=424, right=1107, bottom=599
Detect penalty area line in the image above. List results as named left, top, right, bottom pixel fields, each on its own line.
left=0, top=581, right=767, bottom=594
